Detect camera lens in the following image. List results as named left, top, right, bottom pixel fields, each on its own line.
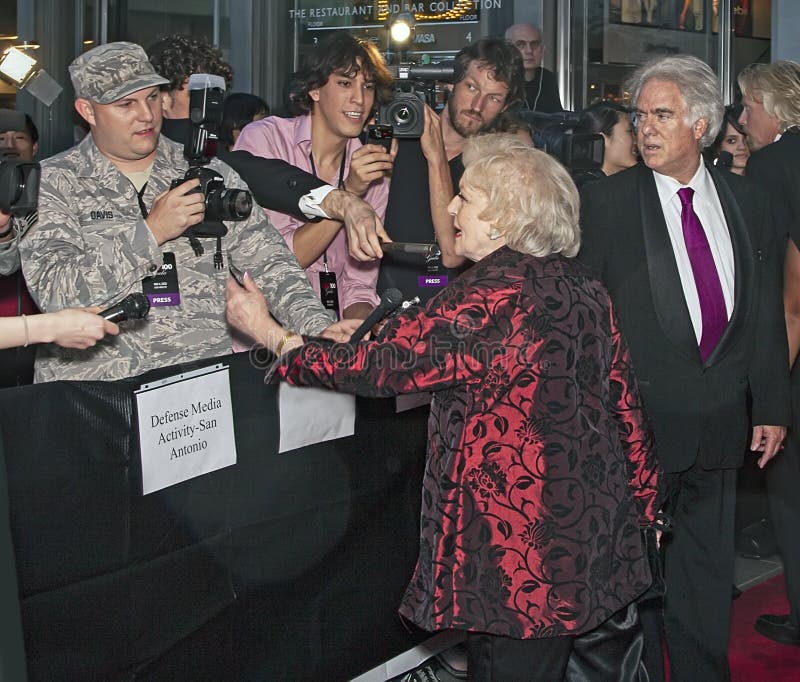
left=207, top=188, right=253, bottom=221
left=394, top=107, right=411, bottom=124
left=229, top=190, right=253, bottom=218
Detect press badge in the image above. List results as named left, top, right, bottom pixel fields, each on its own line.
left=417, top=249, right=448, bottom=288
left=143, top=252, right=181, bottom=306
left=319, top=270, right=340, bottom=317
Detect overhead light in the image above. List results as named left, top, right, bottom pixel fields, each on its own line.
left=0, top=47, right=38, bottom=87
left=388, top=12, right=416, bottom=46
left=0, top=46, right=63, bottom=107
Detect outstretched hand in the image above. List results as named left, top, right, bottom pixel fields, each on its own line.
left=320, top=318, right=363, bottom=343
left=225, top=272, right=273, bottom=344
left=319, top=189, right=391, bottom=261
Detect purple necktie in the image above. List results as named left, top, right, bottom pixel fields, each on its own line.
left=678, top=187, right=727, bottom=361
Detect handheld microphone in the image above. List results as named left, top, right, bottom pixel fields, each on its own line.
left=100, top=293, right=151, bottom=323
left=349, top=288, right=404, bottom=344
left=716, top=151, right=733, bottom=168
left=381, top=242, right=442, bottom=259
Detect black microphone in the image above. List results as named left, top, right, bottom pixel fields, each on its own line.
left=381, top=242, right=442, bottom=259
left=349, top=288, right=404, bottom=344
left=716, top=151, right=733, bottom=168
left=100, top=293, right=151, bottom=323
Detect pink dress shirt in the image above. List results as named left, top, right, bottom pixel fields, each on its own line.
left=234, top=114, right=386, bottom=313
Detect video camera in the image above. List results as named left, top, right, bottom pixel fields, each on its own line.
left=170, top=74, right=252, bottom=240
left=376, top=62, right=455, bottom=139
left=518, top=111, right=604, bottom=173
left=0, top=109, right=39, bottom=216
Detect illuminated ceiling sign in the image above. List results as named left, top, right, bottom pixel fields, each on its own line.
left=376, top=1, right=478, bottom=22
left=292, top=1, right=484, bottom=29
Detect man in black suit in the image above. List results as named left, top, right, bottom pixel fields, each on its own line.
left=579, top=54, right=791, bottom=680
left=738, top=59, right=800, bottom=647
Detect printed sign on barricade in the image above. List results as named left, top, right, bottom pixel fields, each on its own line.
left=135, top=363, right=237, bottom=494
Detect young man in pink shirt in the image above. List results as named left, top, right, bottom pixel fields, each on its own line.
left=236, top=33, right=394, bottom=319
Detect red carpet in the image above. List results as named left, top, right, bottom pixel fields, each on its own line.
left=729, top=574, right=800, bottom=681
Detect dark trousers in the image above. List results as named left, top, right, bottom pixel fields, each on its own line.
left=661, top=465, right=736, bottom=682
left=466, top=603, right=645, bottom=682
left=0, top=440, right=28, bottom=680
left=765, top=384, right=800, bottom=630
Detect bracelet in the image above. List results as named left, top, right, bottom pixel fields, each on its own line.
left=275, top=331, right=299, bottom=356
left=21, top=314, right=29, bottom=347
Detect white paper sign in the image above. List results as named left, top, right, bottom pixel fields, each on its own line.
left=278, top=384, right=355, bottom=453
left=135, top=364, right=237, bottom=495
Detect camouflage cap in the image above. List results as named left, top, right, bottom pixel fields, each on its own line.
left=69, top=42, right=168, bottom=104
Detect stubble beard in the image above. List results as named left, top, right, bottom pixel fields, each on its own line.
left=447, top=97, right=488, bottom=139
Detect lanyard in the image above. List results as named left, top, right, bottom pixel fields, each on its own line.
left=308, top=149, right=347, bottom=270
left=136, top=182, right=149, bottom=218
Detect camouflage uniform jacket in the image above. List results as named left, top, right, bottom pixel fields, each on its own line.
left=21, top=134, right=333, bottom=382
left=0, top=236, right=19, bottom=276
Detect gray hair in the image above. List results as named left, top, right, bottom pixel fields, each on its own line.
left=738, top=60, right=800, bottom=130
left=625, top=54, right=723, bottom=148
left=461, top=134, right=580, bottom=258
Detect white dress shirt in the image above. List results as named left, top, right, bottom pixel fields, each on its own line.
left=653, top=161, right=735, bottom=344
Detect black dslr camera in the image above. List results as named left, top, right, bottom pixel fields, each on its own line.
left=376, top=63, right=455, bottom=138
left=170, top=165, right=252, bottom=223
left=518, top=111, right=604, bottom=173
left=170, top=74, right=253, bottom=264
left=0, top=109, right=39, bottom=216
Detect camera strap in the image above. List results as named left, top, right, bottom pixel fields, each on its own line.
left=136, top=183, right=149, bottom=218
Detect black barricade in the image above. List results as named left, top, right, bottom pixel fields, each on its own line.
left=0, top=352, right=430, bottom=680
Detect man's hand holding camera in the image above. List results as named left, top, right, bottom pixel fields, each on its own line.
left=343, top=142, right=396, bottom=197
left=146, top=178, right=205, bottom=245
left=419, top=105, right=448, bottom=165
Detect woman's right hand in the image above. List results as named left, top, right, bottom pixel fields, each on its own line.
left=40, top=308, right=119, bottom=349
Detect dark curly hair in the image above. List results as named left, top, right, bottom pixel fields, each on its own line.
left=289, top=32, right=393, bottom=114
left=453, top=38, right=525, bottom=109
left=220, top=93, right=269, bottom=148
left=147, top=34, right=234, bottom=91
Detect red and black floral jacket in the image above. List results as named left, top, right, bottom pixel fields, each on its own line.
left=273, top=246, right=660, bottom=639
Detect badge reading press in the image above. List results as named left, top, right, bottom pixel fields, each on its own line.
left=418, top=249, right=447, bottom=288
left=143, top=252, right=181, bottom=306
left=319, top=270, right=340, bottom=317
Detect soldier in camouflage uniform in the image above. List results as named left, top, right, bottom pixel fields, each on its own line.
left=21, top=42, right=335, bottom=382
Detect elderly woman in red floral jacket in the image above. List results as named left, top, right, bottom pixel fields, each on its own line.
left=226, top=134, right=661, bottom=681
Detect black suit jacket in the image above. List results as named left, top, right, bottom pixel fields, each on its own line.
left=746, top=129, right=800, bottom=248
left=578, top=162, right=790, bottom=473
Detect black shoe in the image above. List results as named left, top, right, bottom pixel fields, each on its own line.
left=755, top=613, right=800, bottom=646
left=759, top=613, right=791, bottom=627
